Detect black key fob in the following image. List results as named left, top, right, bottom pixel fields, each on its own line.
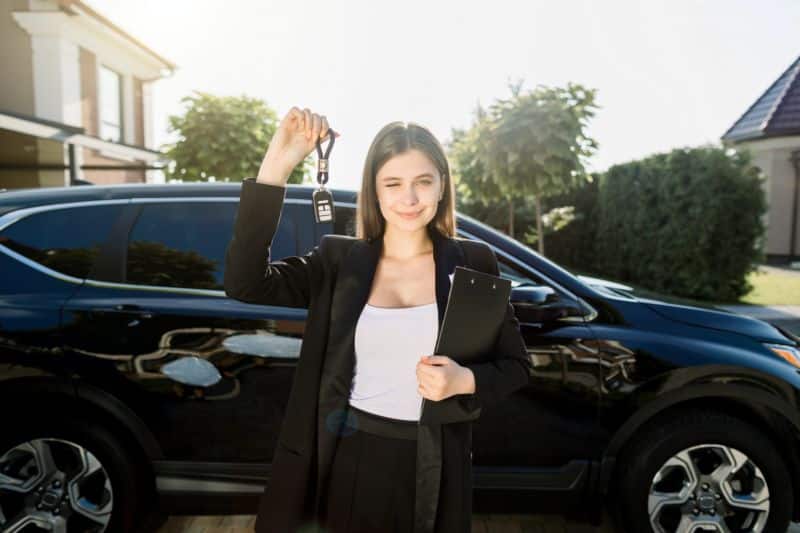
left=313, top=188, right=335, bottom=224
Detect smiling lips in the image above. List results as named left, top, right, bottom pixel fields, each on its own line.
left=398, top=210, right=422, bottom=219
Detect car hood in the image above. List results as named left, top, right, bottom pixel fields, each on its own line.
left=637, top=297, right=790, bottom=344
left=579, top=275, right=795, bottom=344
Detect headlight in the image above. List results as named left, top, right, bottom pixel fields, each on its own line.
left=764, top=343, right=800, bottom=368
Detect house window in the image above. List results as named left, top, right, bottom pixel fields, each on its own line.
left=99, top=65, right=123, bottom=142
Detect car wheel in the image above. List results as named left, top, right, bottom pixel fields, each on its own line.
left=612, top=409, right=793, bottom=533
left=0, top=415, right=147, bottom=532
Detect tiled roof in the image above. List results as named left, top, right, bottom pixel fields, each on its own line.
left=722, top=55, right=800, bottom=142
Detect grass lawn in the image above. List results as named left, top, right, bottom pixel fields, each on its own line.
left=741, top=268, right=800, bottom=306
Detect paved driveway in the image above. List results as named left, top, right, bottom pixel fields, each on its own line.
left=157, top=513, right=613, bottom=532
left=157, top=513, right=800, bottom=532
left=718, top=303, right=800, bottom=336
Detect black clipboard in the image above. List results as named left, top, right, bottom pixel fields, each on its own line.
left=419, top=266, right=512, bottom=424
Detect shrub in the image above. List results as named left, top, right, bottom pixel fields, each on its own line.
left=593, top=146, right=767, bottom=302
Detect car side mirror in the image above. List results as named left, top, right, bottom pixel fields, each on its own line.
left=510, top=286, right=585, bottom=323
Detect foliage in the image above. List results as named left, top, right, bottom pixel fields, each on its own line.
left=594, top=145, right=767, bottom=302
left=480, top=80, right=598, bottom=199
left=539, top=175, right=601, bottom=270
left=161, top=92, right=309, bottom=183
left=449, top=81, right=598, bottom=253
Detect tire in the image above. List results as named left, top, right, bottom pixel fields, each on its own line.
left=0, top=413, right=148, bottom=532
left=611, top=409, right=793, bottom=533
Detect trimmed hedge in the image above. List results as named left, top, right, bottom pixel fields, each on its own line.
left=540, top=175, right=600, bottom=272
left=545, top=146, right=767, bottom=302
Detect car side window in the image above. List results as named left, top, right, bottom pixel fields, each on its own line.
left=124, top=202, right=299, bottom=290
left=497, top=259, right=543, bottom=287
left=0, top=205, right=124, bottom=279
left=333, top=205, right=357, bottom=237
left=309, top=204, right=356, bottom=251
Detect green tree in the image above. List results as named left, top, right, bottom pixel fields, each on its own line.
left=450, top=106, right=546, bottom=237
left=449, top=104, right=505, bottom=223
left=161, top=91, right=310, bottom=183
left=479, top=80, right=598, bottom=254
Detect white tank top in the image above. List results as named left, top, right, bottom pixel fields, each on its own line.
left=349, top=301, right=439, bottom=421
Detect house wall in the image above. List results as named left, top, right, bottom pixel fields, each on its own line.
left=0, top=0, right=39, bottom=190
left=81, top=151, right=145, bottom=184
left=0, top=130, right=39, bottom=190
left=0, top=0, right=35, bottom=115
left=134, top=76, right=144, bottom=146
left=79, top=46, right=98, bottom=136
left=7, top=1, right=167, bottom=187
left=740, top=137, right=800, bottom=260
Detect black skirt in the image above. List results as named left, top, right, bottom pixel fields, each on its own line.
left=320, top=404, right=418, bottom=533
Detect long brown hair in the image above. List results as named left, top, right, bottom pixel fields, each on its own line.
left=355, top=121, right=456, bottom=242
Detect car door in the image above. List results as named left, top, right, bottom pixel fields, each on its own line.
left=61, top=195, right=315, bottom=467
left=462, top=243, right=601, bottom=488
left=0, top=201, right=127, bottom=378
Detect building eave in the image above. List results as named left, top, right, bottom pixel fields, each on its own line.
left=57, top=0, right=176, bottom=74
left=0, top=109, right=164, bottom=163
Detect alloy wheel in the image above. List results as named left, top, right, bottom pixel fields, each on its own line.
left=648, top=443, right=769, bottom=532
left=0, top=438, right=114, bottom=532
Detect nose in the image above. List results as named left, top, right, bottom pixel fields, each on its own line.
left=401, top=184, right=419, bottom=205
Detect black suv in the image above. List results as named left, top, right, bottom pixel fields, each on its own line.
left=1, top=182, right=799, bottom=533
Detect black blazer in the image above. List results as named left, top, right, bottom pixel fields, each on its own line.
left=224, top=177, right=532, bottom=533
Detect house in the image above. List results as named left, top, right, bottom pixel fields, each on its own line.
left=722, top=54, right=800, bottom=265
left=0, top=0, right=175, bottom=189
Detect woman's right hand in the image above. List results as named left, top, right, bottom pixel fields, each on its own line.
left=256, top=107, right=337, bottom=185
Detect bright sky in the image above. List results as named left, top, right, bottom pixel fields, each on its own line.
left=88, top=0, right=799, bottom=191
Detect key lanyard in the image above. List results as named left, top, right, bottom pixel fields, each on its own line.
left=316, top=128, right=336, bottom=187
left=312, top=128, right=336, bottom=224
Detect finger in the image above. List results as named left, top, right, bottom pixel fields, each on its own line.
left=311, top=113, right=322, bottom=143
left=320, top=116, right=330, bottom=140
left=286, top=107, right=302, bottom=128
left=302, top=108, right=312, bottom=139
left=425, top=355, right=449, bottom=365
left=416, top=364, right=440, bottom=379
left=418, top=382, right=428, bottom=398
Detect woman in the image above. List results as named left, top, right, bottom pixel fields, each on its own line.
left=224, top=107, right=532, bottom=533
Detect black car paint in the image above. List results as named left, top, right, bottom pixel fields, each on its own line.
left=1, top=183, right=799, bottom=521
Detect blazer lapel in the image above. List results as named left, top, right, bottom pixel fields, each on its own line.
left=313, top=227, right=466, bottom=526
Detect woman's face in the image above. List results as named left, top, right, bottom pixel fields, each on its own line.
left=374, top=149, right=444, bottom=235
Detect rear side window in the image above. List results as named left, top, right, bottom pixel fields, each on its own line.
left=125, top=201, right=299, bottom=290
left=0, top=205, right=123, bottom=278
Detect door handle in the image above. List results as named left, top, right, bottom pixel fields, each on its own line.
left=113, top=304, right=154, bottom=320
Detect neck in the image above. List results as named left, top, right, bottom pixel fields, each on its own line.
left=381, top=224, right=434, bottom=260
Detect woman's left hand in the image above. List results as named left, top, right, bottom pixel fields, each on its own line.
left=416, top=355, right=476, bottom=401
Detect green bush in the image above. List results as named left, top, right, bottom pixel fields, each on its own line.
left=593, top=146, right=767, bottom=302
left=540, top=175, right=600, bottom=272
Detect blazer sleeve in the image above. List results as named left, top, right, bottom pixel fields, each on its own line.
left=450, top=244, right=532, bottom=421
left=224, top=177, right=325, bottom=309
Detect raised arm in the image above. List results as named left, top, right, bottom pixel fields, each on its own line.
left=224, top=179, right=324, bottom=308
left=223, top=107, right=338, bottom=309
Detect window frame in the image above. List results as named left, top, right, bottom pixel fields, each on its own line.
left=98, top=64, right=124, bottom=143
left=117, top=198, right=302, bottom=292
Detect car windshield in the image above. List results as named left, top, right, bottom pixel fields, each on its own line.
left=457, top=212, right=585, bottom=286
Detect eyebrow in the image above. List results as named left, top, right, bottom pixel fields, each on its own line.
left=381, top=173, right=435, bottom=182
